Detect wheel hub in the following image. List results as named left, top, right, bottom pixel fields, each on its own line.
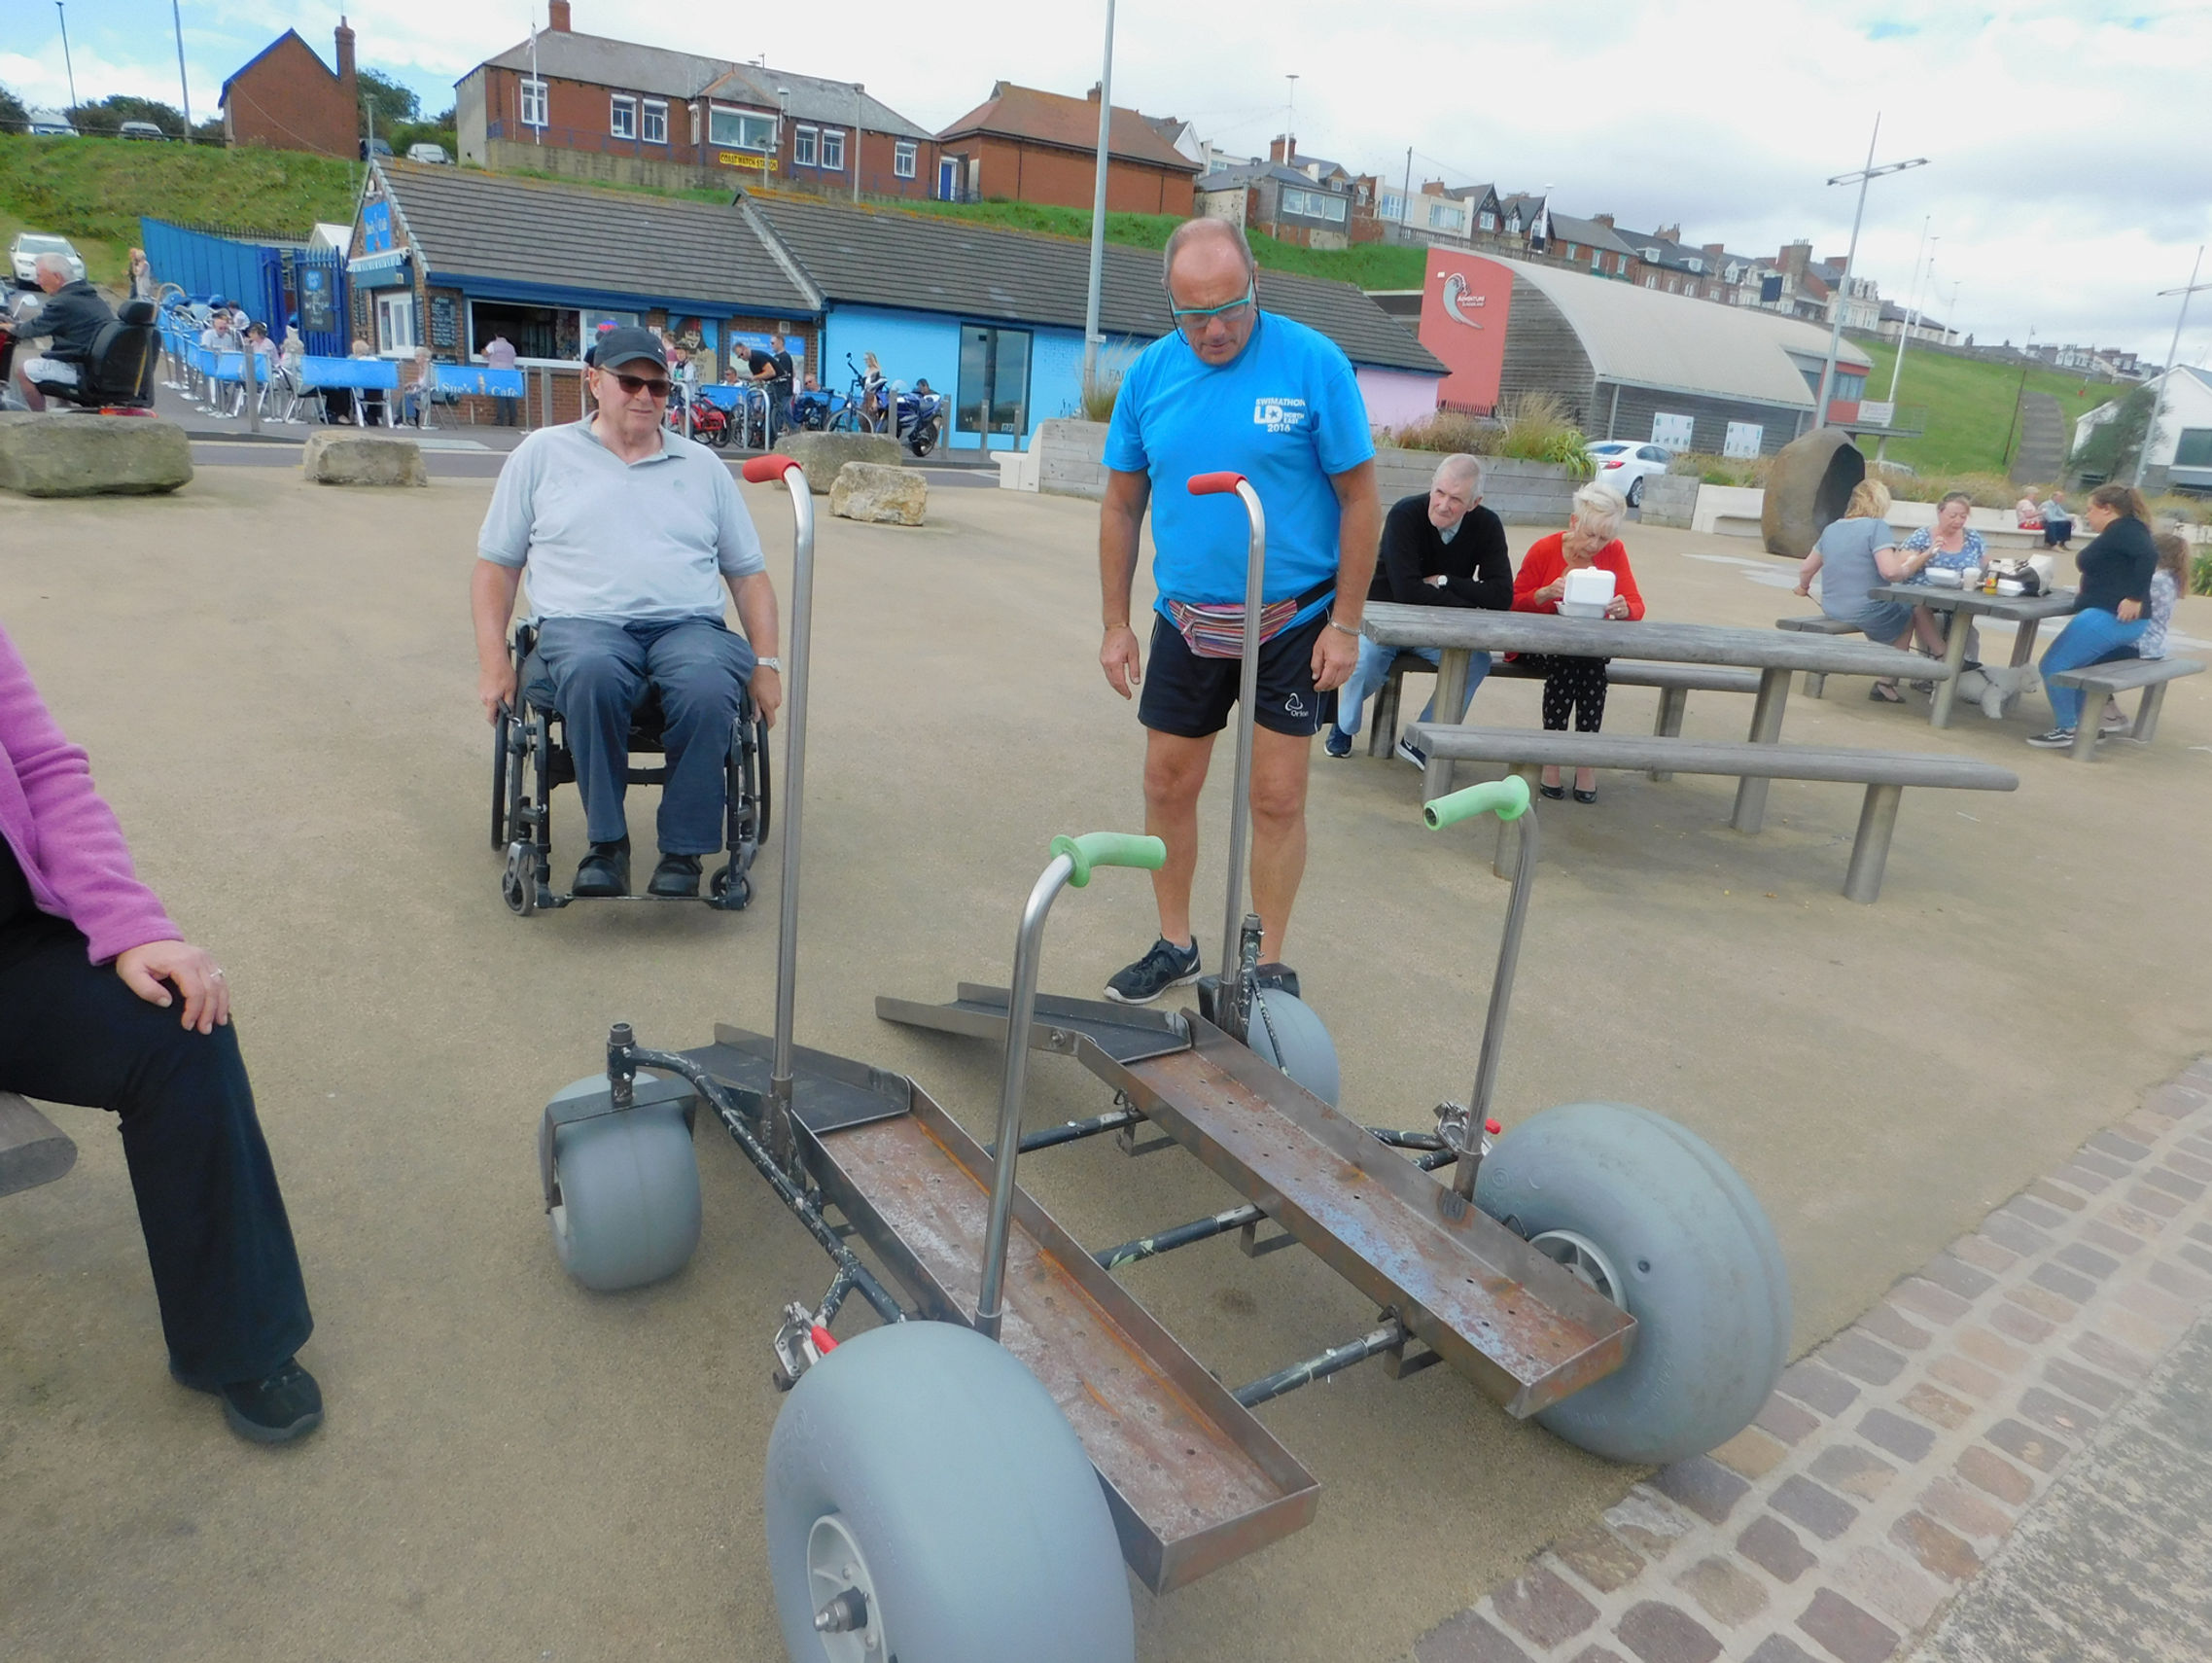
left=1528, top=1228, right=1628, bottom=1310
left=807, top=1513, right=886, bottom=1660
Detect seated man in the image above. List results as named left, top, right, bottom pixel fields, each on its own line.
left=1323, top=452, right=1512, bottom=761
left=472, top=328, right=784, bottom=898
left=14, top=252, right=117, bottom=410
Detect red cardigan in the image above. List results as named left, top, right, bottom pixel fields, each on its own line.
left=1512, top=533, right=1646, bottom=619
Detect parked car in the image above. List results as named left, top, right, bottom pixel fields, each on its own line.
left=25, top=120, right=77, bottom=138
left=8, top=233, right=87, bottom=289
left=1587, top=441, right=1674, bottom=507
left=405, top=142, right=450, bottom=164
left=118, top=121, right=169, bottom=141
left=361, top=137, right=394, bottom=160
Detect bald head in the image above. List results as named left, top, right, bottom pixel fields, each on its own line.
left=1163, top=218, right=1259, bottom=365
left=1163, top=217, right=1257, bottom=287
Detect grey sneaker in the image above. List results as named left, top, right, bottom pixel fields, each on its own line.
left=1106, top=937, right=1201, bottom=1005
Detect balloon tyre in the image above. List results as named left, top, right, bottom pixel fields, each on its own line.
left=541, top=1074, right=701, bottom=1291
left=1246, top=988, right=1342, bottom=1108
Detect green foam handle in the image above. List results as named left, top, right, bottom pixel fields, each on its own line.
left=1423, top=776, right=1531, bottom=830
left=1050, top=832, right=1167, bottom=888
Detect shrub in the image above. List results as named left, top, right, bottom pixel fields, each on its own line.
left=1871, top=468, right=2019, bottom=510
left=2194, top=551, right=2212, bottom=598
left=1078, top=372, right=1120, bottom=423
left=1667, top=451, right=1770, bottom=487
left=1388, top=409, right=1496, bottom=455
left=1493, top=390, right=1593, bottom=475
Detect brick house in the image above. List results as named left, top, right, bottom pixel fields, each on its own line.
left=219, top=18, right=358, bottom=159
left=934, top=82, right=1199, bottom=214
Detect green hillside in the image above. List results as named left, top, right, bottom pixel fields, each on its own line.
left=1849, top=334, right=2116, bottom=478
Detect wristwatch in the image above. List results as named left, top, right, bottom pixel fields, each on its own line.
left=756, top=655, right=782, bottom=671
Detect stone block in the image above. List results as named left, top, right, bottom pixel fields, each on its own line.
left=828, top=461, right=928, bottom=526
left=1738, top=1515, right=1816, bottom=1582
left=1553, top=1527, right=1646, bottom=1594
left=1794, top=1588, right=1900, bottom=1663
left=1953, top=1444, right=2032, bottom=1504
left=1613, top=1600, right=1722, bottom=1663
left=1858, top=1406, right=1938, bottom=1463
left=1770, top=1475, right=1858, bottom=1540
left=774, top=430, right=900, bottom=492
left=1674, top=1556, right=1769, bottom=1627
left=1759, top=428, right=1864, bottom=558
left=0, top=411, right=192, bottom=497
left=302, top=430, right=427, bottom=487
left=1651, top=1455, right=1751, bottom=1524
left=1491, top=1563, right=1599, bottom=1649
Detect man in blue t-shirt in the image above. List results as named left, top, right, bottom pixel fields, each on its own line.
left=1097, top=219, right=1380, bottom=1005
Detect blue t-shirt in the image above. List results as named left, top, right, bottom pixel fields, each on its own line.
left=1104, top=311, right=1374, bottom=619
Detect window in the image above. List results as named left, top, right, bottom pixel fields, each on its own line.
left=1566, top=243, right=1580, bottom=260
left=1506, top=213, right=1522, bottom=233
left=1425, top=199, right=1461, bottom=230
left=642, top=99, right=667, bottom=145
left=1645, top=276, right=1657, bottom=289
left=822, top=130, right=845, bottom=171
left=793, top=125, right=818, bottom=166
left=708, top=106, right=776, bottom=151
left=519, top=78, right=547, bottom=128
left=895, top=139, right=917, bottom=179
left=2174, top=428, right=2212, bottom=469
left=1478, top=210, right=1496, bottom=231
left=470, top=300, right=578, bottom=362
left=1282, top=188, right=1348, bottom=224
left=610, top=95, right=636, bottom=140
left=375, top=292, right=416, bottom=354
left=957, top=324, right=1031, bottom=442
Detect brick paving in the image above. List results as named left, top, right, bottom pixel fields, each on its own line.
left=1410, top=1057, right=2212, bottom=1663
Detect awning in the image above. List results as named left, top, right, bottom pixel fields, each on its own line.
left=347, top=249, right=411, bottom=281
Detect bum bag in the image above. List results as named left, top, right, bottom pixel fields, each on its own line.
left=1165, top=577, right=1335, bottom=659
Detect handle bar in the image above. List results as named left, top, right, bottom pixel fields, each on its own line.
left=1187, top=471, right=1248, bottom=496
left=1049, top=832, right=1167, bottom=888
left=743, top=453, right=804, bottom=485
left=1423, top=776, right=1531, bottom=830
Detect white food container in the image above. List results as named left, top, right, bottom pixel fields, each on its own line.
left=1562, top=567, right=1615, bottom=608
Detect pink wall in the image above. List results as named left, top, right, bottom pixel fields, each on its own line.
left=1357, top=367, right=1441, bottom=434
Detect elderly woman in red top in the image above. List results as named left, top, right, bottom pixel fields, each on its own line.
left=1512, top=481, right=1644, bottom=802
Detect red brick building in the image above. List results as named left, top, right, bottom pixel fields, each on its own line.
left=934, top=83, right=1200, bottom=215
left=219, top=19, right=358, bottom=159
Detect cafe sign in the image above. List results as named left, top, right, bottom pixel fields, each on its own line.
left=719, top=152, right=776, bottom=173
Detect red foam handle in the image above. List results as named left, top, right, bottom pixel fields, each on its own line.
left=810, top=1325, right=838, bottom=1354
left=1186, top=471, right=1246, bottom=496
left=1484, top=1118, right=1502, bottom=1136
left=743, top=453, right=801, bottom=484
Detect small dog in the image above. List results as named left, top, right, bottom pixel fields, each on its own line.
left=1955, top=661, right=2041, bottom=720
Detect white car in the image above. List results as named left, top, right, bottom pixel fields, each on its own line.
left=406, top=142, right=450, bottom=164
left=8, top=232, right=87, bottom=288
left=1588, top=441, right=1673, bottom=507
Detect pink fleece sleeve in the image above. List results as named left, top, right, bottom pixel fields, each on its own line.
left=0, top=625, right=181, bottom=964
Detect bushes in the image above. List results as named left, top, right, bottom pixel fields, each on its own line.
left=1391, top=393, right=1593, bottom=475
left=1389, top=409, right=1494, bottom=455
left=1667, top=451, right=1770, bottom=487
left=1872, top=468, right=2019, bottom=510
left=2194, top=551, right=2212, bottom=598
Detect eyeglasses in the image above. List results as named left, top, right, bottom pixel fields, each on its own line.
left=606, top=371, right=671, bottom=399
left=1168, top=281, right=1256, bottom=337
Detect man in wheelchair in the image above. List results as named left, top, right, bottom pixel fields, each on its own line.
left=11, top=251, right=138, bottom=412
left=472, top=327, right=782, bottom=903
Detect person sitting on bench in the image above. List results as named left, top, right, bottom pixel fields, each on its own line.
left=12, top=252, right=115, bottom=411
left=1323, top=452, right=1511, bottom=763
left=2028, top=482, right=2159, bottom=749
left=0, top=622, right=321, bottom=1443
left=1513, top=482, right=1644, bottom=803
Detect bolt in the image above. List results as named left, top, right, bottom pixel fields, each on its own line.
left=813, top=1588, right=868, bottom=1634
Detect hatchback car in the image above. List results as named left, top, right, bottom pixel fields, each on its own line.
left=406, top=142, right=450, bottom=164
left=119, top=120, right=169, bottom=141
left=8, top=232, right=87, bottom=288
left=1587, top=441, right=1674, bottom=507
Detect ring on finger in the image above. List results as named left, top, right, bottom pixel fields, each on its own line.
left=211, top=968, right=226, bottom=979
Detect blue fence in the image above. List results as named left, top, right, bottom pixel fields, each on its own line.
left=139, top=220, right=350, bottom=357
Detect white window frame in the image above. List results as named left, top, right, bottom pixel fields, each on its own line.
left=793, top=124, right=818, bottom=166
left=519, top=78, right=547, bottom=128
left=642, top=99, right=667, bottom=145
left=375, top=292, right=416, bottom=354
left=821, top=129, right=846, bottom=171
left=894, top=139, right=917, bottom=179
left=610, top=95, right=636, bottom=140
left=708, top=106, right=776, bottom=151
left=1478, top=210, right=1496, bottom=231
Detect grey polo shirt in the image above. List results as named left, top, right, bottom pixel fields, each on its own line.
left=477, top=420, right=765, bottom=621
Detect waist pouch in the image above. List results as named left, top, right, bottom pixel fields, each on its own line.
left=1166, top=578, right=1334, bottom=659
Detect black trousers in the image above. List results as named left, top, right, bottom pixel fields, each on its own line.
left=0, top=915, right=311, bottom=1388
left=1522, top=654, right=1609, bottom=732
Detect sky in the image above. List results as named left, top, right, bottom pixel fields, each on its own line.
left=5, top=0, right=2207, bottom=364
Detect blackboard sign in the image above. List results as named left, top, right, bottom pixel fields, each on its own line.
left=429, top=295, right=460, bottom=350
left=299, top=267, right=334, bottom=335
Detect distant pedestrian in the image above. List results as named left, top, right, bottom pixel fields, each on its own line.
left=126, top=247, right=156, bottom=301
left=482, top=330, right=519, bottom=426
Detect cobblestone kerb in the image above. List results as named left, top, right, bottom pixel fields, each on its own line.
left=1411, top=1057, right=2212, bottom=1663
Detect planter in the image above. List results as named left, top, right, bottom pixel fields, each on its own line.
left=1638, top=474, right=1700, bottom=529
left=1034, top=418, right=1109, bottom=502
left=1372, top=447, right=1583, bottom=523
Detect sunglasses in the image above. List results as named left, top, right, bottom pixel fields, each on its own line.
left=1167, top=280, right=1257, bottom=337
left=603, top=370, right=672, bottom=399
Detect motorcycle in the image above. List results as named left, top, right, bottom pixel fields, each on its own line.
left=790, top=384, right=842, bottom=431
left=888, top=380, right=944, bottom=458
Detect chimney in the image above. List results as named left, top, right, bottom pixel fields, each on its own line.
left=1087, top=82, right=1102, bottom=103
left=1592, top=213, right=1614, bottom=230
left=1269, top=133, right=1294, bottom=165
left=1657, top=223, right=1681, bottom=242
left=1421, top=178, right=1445, bottom=195
left=1703, top=242, right=1726, bottom=267
left=547, top=0, right=572, bottom=31
left=334, top=16, right=357, bottom=103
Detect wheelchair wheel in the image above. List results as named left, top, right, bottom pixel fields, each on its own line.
left=709, top=865, right=752, bottom=910
left=503, top=843, right=537, bottom=916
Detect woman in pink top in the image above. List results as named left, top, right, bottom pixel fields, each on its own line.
left=0, top=623, right=320, bottom=1443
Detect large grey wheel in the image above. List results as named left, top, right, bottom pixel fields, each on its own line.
left=540, top=1074, right=701, bottom=1291
left=1246, top=988, right=1341, bottom=1107
left=1475, top=1101, right=1790, bottom=1465
left=765, top=1322, right=1135, bottom=1663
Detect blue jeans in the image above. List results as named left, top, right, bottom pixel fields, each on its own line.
left=526, top=616, right=755, bottom=853
left=1333, top=636, right=1489, bottom=735
left=2040, top=609, right=2147, bottom=730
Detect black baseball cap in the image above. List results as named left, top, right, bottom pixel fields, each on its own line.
left=592, top=327, right=666, bottom=373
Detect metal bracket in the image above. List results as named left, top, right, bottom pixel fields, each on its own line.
left=769, top=1299, right=827, bottom=1393
left=1114, top=1120, right=1177, bottom=1159
left=535, top=1070, right=698, bottom=1212
left=1237, top=1217, right=1299, bottom=1258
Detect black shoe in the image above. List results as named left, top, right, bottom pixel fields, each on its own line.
left=1322, top=725, right=1353, bottom=759
left=174, top=1357, right=324, bottom=1445
left=1105, top=937, right=1201, bottom=1005
left=573, top=837, right=630, bottom=897
left=1254, top=962, right=1301, bottom=998
left=1538, top=782, right=1565, bottom=800
left=649, top=852, right=702, bottom=898
left=2025, top=728, right=2077, bottom=749
left=1573, top=788, right=1598, bottom=804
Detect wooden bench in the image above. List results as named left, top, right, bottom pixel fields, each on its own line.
left=1, top=1093, right=77, bottom=1199
left=1777, top=615, right=1864, bottom=698
left=1369, top=653, right=1761, bottom=781
left=2047, top=657, right=2205, bottom=761
left=1401, top=724, right=2019, bottom=902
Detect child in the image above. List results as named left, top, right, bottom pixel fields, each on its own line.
left=2095, top=530, right=2190, bottom=733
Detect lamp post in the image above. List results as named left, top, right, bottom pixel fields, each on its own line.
left=1874, top=220, right=1930, bottom=463
left=171, top=0, right=192, bottom=132
left=1080, top=0, right=1116, bottom=393
left=1810, top=115, right=1928, bottom=435
left=55, top=2, right=79, bottom=116
left=852, top=82, right=863, bottom=204
left=2134, top=246, right=2209, bottom=490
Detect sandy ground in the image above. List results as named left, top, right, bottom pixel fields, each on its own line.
left=1, top=465, right=2206, bottom=1663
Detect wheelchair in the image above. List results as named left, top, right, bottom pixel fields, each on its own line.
left=490, top=621, right=770, bottom=915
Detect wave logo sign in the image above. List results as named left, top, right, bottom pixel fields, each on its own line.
left=1252, top=396, right=1309, bottom=434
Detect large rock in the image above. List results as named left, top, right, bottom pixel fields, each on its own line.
left=302, top=430, right=428, bottom=487
left=775, top=430, right=900, bottom=493
left=1761, top=428, right=1865, bottom=558
left=828, top=461, right=928, bottom=527
left=0, top=412, right=192, bottom=497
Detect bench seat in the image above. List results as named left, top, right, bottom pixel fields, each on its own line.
left=1402, top=723, right=2019, bottom=903
left=2047, top=656, right=2204, bottom=760
left=1777, top=615, right=1865, bottom=698
left=1366, top=651, right=1760, bottom=762
left=1, top=1093, right=77, bottom=1199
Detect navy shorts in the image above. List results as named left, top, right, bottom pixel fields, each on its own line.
left=1139, top=609, right=1335, bottom=739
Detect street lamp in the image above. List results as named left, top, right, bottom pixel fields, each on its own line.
left=1875, top=222, right=1932, bottom=464
left=55, top=2, right=79, bottom=116
left=2135, top=246, right=2210, bottom=489
left=1080, top=0, right=1116, bottom=392
left=171, top=0, right=192, bottom=132
left=1810, top=116, right=1928, bottom=435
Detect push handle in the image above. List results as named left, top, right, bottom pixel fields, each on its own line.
left=1049, top=832, right=1166, bottom=889
left=1423, top=776, right=1531, bottom=830
left=1187, top=471, right=1247, bottom=496
left=743, top=453, right=803, bottom=484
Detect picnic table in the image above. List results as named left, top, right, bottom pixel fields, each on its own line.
left=1361, top=603, right=1946, bottom=832
left=1866, top=583, right=2079, bottom=728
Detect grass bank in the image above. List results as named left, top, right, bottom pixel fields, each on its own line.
left=1848, top=336, right=2116, bottom=479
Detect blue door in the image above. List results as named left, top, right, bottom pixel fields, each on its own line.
left=937, top=158, right=959, bottom=201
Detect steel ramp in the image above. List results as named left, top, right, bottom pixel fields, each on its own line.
left=805, top=1082, right=1317, bottom=1594
left=875, top=982, right=1193, bottom=1066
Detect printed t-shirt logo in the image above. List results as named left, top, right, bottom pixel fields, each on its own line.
left=1252, top=396, right=1309, bottom=434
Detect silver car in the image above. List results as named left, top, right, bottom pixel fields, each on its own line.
left=9, top=233, right=87, bottom=289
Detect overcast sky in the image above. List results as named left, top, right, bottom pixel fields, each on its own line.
left=7, top=0, right=2207, bottom=362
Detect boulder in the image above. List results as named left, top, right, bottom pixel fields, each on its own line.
left=776, top=430, right=900, bottom=493
left=828, top=461, right=928, bottom=527
left=1761, top=428, right=1865, bottom=558
left=302, top=430, right=428, bottom=487
left=0, top=412, right=193, bottom=497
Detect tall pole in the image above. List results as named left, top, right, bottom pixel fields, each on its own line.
left=2134, top=246, right=2208, bottom=489
left=1080, top=0, right=1116, bottom=392
left=1400, top=145, right=1412, bottom=237
left=1875, top=223, right=1930, bottom=463
left=851, top=82, right=863, bottom=204
left=2001, top=330, right=2033, bottom=470
left=170, top=0, right=192, bottom=131
left=1811, top=115, right=1927, bottom=435
left=55, top=2, right=79, bottom=115
left=1284, top=74, right=1298, bottom=161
